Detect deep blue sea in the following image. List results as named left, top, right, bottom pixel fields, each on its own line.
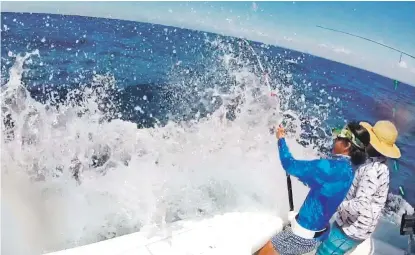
left=1, top=12, right=415, bottom=244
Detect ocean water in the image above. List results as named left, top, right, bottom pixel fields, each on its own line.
left=1, top=12, right=415, bottom=254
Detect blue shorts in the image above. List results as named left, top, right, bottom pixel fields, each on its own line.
left=271, top=227, right=322, bottom=255
left=315, top=222, right=363, bottom=255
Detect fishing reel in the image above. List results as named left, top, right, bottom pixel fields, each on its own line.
left=400, top=212, right=415, bottom=255
left=401, top=212, right=415, bottom=236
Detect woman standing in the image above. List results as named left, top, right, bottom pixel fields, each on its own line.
left=316, top=120, right=401, bottom=255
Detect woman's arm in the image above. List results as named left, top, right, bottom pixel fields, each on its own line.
left=278, top=138, right=330, bottom=185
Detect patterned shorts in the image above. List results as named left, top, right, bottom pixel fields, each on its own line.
left=270, top=226, right=322, bottom=255
left=315, top=222, right=363, bottom=255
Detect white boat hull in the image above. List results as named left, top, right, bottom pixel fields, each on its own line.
left=43, top=212, right=283, bottom=255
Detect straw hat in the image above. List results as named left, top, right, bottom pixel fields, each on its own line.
left=360, top=120, right=401, bottom=159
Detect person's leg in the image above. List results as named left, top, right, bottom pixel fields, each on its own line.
left=256, top=241, right=280, bottom=255
left=257, top=227, right=320, bottom=255
left=315, top=223, right=363, bottom=255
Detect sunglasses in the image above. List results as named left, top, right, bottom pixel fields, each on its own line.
left=332, top=126, right=365, bottom=149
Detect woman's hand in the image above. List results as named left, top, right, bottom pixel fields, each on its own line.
left=276, top=125, right=285, bottom=139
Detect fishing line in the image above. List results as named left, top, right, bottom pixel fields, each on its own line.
left=242, top=39, right=295, bottom=213
left=393, top=80, right=404, bottom=198
left=242, top=39, right=273, bottom=94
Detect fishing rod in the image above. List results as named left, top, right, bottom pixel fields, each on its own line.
left=316, top=25, right=415, bottom=62
left=242, top=39, right=295, bottom=214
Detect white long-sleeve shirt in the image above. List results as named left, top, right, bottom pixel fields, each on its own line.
left=335, top=157, right=390, bottom=240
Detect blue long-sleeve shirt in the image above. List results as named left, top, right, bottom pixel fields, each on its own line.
left=278, top=138, right=354, bottom=231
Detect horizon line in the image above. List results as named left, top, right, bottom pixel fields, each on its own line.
left=1, top=10, right=414, bottom=86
